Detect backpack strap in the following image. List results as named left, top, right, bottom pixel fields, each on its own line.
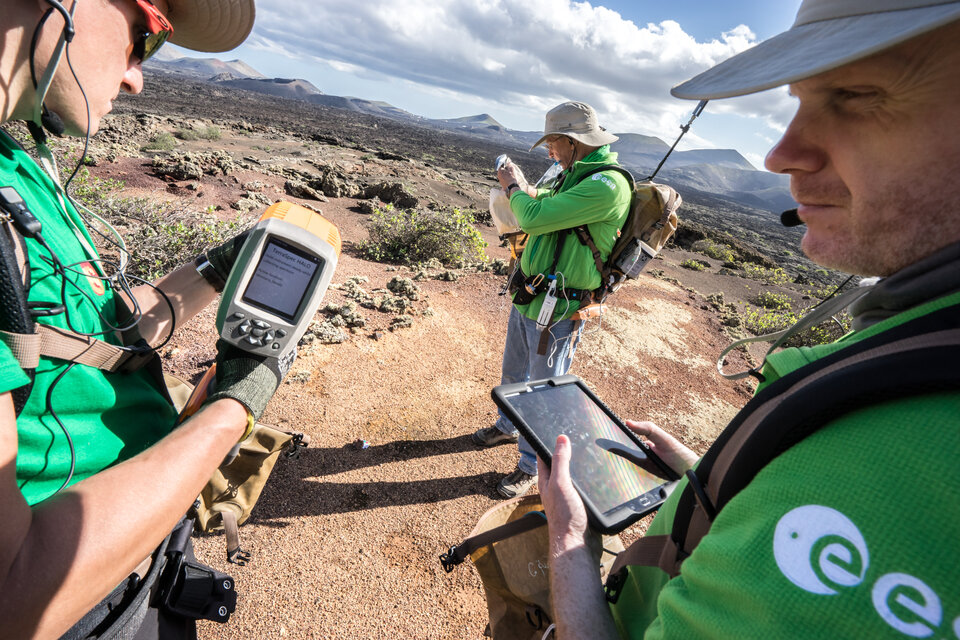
left=0, top=323, right=154, bottom=373
left=0, top=208, right=35, bottom=414
left=570, top=165, right=636, bottom=295
left=440, top=510, right=548, bottom=572
left=605, top=304, right=960, bottom=599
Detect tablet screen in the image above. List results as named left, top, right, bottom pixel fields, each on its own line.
left=503, top=382, right=668, bottom=516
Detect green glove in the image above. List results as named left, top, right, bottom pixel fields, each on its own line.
left=205, top=340, right=295, bottom=420
left=205, top=229, right=251, bottom=284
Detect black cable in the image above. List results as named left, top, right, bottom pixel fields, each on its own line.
left=47, top=256, right=145, bottom=333
left=818, top=274, right=855, bottom=305
left=62, top=44, right=91, bottom=190
left=30, top=234, right=136, bottom=337
left=51, top=255, right=178, bottom=350
left=29, top=10, right=55, bottom=89
left=47, top=362, right=78, bottom=495
left=120, top=272, right=178, bottom=351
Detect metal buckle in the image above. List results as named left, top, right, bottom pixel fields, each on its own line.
left=604, top=569, right=627, bottom=604
left=439, top=546, right=461, bottom=573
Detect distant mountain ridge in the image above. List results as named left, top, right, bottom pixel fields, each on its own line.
left=146, top=52, right=793, bottom=212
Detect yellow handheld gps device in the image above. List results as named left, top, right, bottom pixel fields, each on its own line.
left=216, top=201, right=341, bottom=358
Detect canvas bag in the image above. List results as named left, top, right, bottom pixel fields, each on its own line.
left=164, top=373, right=309, bottom=564
left=570, top=166, right=681, bottom=296
left=464, top=495, right=624, bottom=640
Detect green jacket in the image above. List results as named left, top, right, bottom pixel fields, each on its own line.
left=510, top=146, right=631, bottom=322
left=0, top=130, right=177, bottom=505
left=609, top=290, right=960, bottom=638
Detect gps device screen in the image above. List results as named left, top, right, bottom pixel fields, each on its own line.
left=493, top=376, right=677, bottom=532
left=241, top=237, right=324, bottom=322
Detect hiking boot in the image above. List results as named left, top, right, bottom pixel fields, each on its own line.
left=497, top=467, right=537, bottom=498
left=472, top=426, right=519, bottom=447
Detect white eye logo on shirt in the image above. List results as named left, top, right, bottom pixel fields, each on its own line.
left=773, top=505, right=956, bottom=638
left=591, top=174, right=617, bottom=191
left=773, top=505, right=869, bottom=595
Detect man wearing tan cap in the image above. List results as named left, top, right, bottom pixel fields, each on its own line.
left=0, top=2, right=289, bottom=638
left=537, top=1, right=960, bottom=638
left=472, top=101, right=632, bottom=499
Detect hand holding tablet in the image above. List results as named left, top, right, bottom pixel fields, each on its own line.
left=492, top=375, right=680, bottom=534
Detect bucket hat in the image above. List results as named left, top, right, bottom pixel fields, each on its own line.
left=672, top=0, right=960, bottom=99
left=530, top=102, right=619, bottom=151
left=166, top=0, right=256, bottom=53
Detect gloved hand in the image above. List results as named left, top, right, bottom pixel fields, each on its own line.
left=205, top=340, right=296, bottom=420
left=205, top=229, right=251, bottom=284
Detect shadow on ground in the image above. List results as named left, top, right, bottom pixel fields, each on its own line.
left=245, top=434, right=507, bottom=523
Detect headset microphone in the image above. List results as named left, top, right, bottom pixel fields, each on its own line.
left=41, top=106, right=66, bottom=136
left=780, top=208, right=803, bottom=227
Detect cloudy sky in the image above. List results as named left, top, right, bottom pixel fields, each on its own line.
left=174, top=0, right=804, bottom=170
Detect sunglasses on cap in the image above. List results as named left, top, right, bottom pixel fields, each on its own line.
left=130, top=0, right=173, bottom=63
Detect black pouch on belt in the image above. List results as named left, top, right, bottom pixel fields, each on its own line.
left=155, top=518, right=238, bottom=624
left=509, top=270, right=542, bottom=306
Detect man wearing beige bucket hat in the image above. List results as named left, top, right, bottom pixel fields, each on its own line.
left=472, top=101, right=632, bottom=499
left=538, top=1, right=960, bottom=638
left=0, top=1, right=282, bottom=639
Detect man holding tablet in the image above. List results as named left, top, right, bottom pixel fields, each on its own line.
left=538, top=1, right=960, bottom=637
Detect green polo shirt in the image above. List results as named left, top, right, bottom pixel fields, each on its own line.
left=0, top=129, right=176, bottom=504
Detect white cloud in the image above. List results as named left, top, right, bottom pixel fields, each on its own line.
left=251, top=0, right=796, bottom=145
left=745, top=152, right=766, bottom=170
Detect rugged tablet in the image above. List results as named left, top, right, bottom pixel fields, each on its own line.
left=492, top=375, right=679, bottom=534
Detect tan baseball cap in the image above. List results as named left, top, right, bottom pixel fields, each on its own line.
left=672, top=0, right=960, bottom=99
left=166, top=0, right=256, bottom=53
left=530, top=101, right=619, bottom=151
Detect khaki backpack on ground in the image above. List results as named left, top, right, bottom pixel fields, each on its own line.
left=442, top=494, right=623, bottom=640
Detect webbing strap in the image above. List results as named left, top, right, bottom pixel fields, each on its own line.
left=608, top=534, right=675, bottom=577
left=571, top=165, right=635, bottom=282
left=217, top=507, right=251, bottom=566
left=440, top=511, right=547, bottom=572
left=0, top=323, right=140, bottom=372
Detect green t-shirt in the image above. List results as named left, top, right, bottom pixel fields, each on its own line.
left=509, top=145, right=631, bottom=322
left=0, top=130, right=177, bottom=505
left=610, top=290, right=960, bottom=639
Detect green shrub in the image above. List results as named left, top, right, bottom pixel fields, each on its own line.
left=680, top=258, right=708, bottom=271
left=68, top=168, right=247, bottom=280
left=359, top=207, right=487, bottom=265
left=691, top=239, right=737, bottom=263
left=742, top=307, right=799, bottom=336
left=67, top=167, right=125, bottom=205
left=125, top=209, right=244, bottom=280
left=743, top=263, right=791, bottom=285
left=142, top=132, right=176, bottom=151
left=175, top=125, right=221, bottom=141
left=742, top=303, right=851, bottom=348
left=199, top=125, right=221, bottom=141
left=753, top=290, right=792, bottom=310
left=174, top=128, right=199, bottom=141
